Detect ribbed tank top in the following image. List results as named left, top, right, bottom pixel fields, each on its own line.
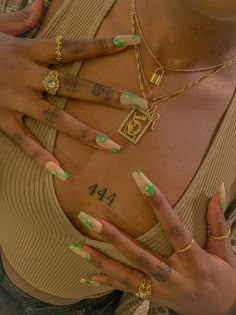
left=0, top=0, right=236, bottom=309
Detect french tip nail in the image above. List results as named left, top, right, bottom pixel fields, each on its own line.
left=69, top=242, right=81, bottom=249
left=45, top=161, right=69, bottom=181
left=132, top=170, right=155, bottom=197
left=220, top=182, right=226, bottom=211
left=113, top=34, right=141, bottom=48
left=95, top=135, right=121, bottom=153
left=80, top=279, right=100, bottom=286
left=78, top=212, right=103, bottom=234
left=120, top=92, right=148, bottom=110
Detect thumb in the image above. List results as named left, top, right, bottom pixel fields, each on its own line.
left=205, top=183, right=234, bottom=263
left=0, top=0, right=43, bottom=36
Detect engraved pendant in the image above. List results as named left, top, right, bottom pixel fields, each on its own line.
left=118, top=109, right=153, bottom=144
left=150, top=67, right=164, bottom=86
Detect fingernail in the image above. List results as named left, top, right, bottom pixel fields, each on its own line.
left=120, top=92, right=148, bottom=110
left=80, top=279, right=100, bottom=286
left=45, top=161, right=69, bottom=181
left=113, top=35, right=140, bottom=47
left=220, top=182, right=226, bottom=211
left=78, top=212, right=103, bottom=234
left=132, top=169, right=155, bottom=197
left=69, top=242, right=91, bottom=261
left=95, top=135, right=121, bottom=153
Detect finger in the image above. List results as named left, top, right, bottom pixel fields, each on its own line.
left=19, top=98, right=121, bottom=152
left=206, top=184, right=234, bottom=262
left=0, top=0, right=43, bottom=35
left=77, top=212, right=175, bottom=284
left=0, top=112, right=69, bottom=181
left=29, top=35, right=140, bottom=64
left=132, top=170, right=200, bottom=258
left=36, top=68, right=148, bottom=110
left=72, top=244, right=148, bottom=293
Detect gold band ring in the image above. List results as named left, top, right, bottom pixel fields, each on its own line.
left=43, top=70, right=60, bottom=95
left=208, top=227, right=231, bottom=240
left=175, top=239, right=195, bottom=253
left=135, top=275, right=152, bottom=300
left=55, top=35, right=63, bottom=64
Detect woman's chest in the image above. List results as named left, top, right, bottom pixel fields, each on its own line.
left=43, top=0, right=236, bottom=239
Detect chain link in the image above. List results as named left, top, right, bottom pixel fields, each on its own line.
left=130, top=0, right=236, bottom=129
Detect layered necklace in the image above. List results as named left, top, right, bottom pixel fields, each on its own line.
left=117, top=0, right=236, bottom=144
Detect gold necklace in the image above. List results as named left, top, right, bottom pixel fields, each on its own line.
left=133, top=0, right=233, bottom=86
left=117, top=0, right=236, bottom=144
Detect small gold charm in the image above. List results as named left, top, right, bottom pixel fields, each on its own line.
left=118, top=109, right=153, bottom=144
left=150, top=67, right=164, bottom=86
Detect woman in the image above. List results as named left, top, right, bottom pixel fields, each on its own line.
left=0, top=0, right=236, bottom=314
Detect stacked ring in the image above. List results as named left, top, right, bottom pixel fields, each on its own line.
left=135, top=275, right=152, bottom=300
left=43, top=70, right=60, bottom=95
left=175, top=239, right=195, bottom=253
left=55, top=35, right=63, bottom=64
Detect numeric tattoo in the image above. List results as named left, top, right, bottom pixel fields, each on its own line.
left=88, top=184, right=117, bottom=207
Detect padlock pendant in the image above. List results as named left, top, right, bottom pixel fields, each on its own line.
left=150, top=67, right=165, bottom=86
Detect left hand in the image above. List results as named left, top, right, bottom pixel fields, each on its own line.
left=73, top=172, right=236, bottom=315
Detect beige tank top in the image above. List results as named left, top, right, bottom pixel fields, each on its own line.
left=0, top=0, right=236, bottom=311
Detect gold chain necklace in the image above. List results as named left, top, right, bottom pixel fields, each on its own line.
left=117, top=0, right=236, bottom=144
left=134, top=5, right=230, bottom=86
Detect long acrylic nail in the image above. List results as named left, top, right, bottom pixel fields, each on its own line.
left=78, top=212, right=103, bottom=234
left=95, top=135, right=121, bottom=153
left=45, top=161, right=69, bottom=181
left=69, top=242, right=91, bottom=261
left=120, top=92, right=148, bottom=110
left=220, top=182, right=226, bottom=211
left=80, top=279, right=100, bottom=286
left=113, top=35, right=140, bottom=47
left=132, top=169, right=155, bottom=197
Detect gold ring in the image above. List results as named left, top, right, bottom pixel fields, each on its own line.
left=135, top=275, right=152, bottom=300
left=43, top=70, right=60, bottom=95
left=55, top=35, right=63, bottom=64
left=175, top=239, right=194, bottom=253
left=208, top=227, right=231, bottom=240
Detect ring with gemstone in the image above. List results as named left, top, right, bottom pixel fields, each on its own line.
left=43, top=70, right=60, bottom=95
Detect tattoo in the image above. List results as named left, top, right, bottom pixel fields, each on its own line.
left=148, top=264, right=172, bottom=282
left=45, top=110, right=58, bottom=123
left=92, top=83, right=105, bottom=96
left=88, top=184, right=117, bottom=207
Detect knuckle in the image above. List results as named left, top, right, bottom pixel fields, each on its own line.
left=99, top=38, right=112, bottom=53
left=166, top=223, right=185, bottom=242
left=134, top=253, right=149, bottom=268
left=151, top=194, right=163, bottom=209
left=64, top=40, right=83, bottom=58
left=61, top=76, right=81, bottom=91
left=104, top=88, right=119, bottom=104
left=79, top=126, right=91, bottom=141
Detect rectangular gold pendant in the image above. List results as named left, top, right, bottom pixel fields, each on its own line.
left=117, top=109, right=153, bottom=144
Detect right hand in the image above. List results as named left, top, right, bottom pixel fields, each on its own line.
left=0, top=1, right=147, bottom=180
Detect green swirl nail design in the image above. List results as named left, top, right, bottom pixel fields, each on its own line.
left=145, top=183, right=155, bottom=197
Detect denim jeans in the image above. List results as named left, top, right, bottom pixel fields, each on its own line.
left=0, top=256, right=122, bottom=315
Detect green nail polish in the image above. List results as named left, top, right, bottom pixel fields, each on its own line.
left=96, top=135, right=108, bottom=144
left=220, top=201, right=225, bottom=211
left=135, top=169, right=143, bottom=175
left=145, top=183, right=155, bottom=197
left=80, top=279, right=100, bottom=286
left=80, top=219, right=94, bottom=231
left=111, top=147, right=120, bottom=153
left=113, top=35, right=141, bottom=48
left=69, top=242, right=81, bottom=249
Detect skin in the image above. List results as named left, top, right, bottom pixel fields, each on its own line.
left=79, top=183, right=236, bottom=315
left=1, top=0, right=236, bottom=310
